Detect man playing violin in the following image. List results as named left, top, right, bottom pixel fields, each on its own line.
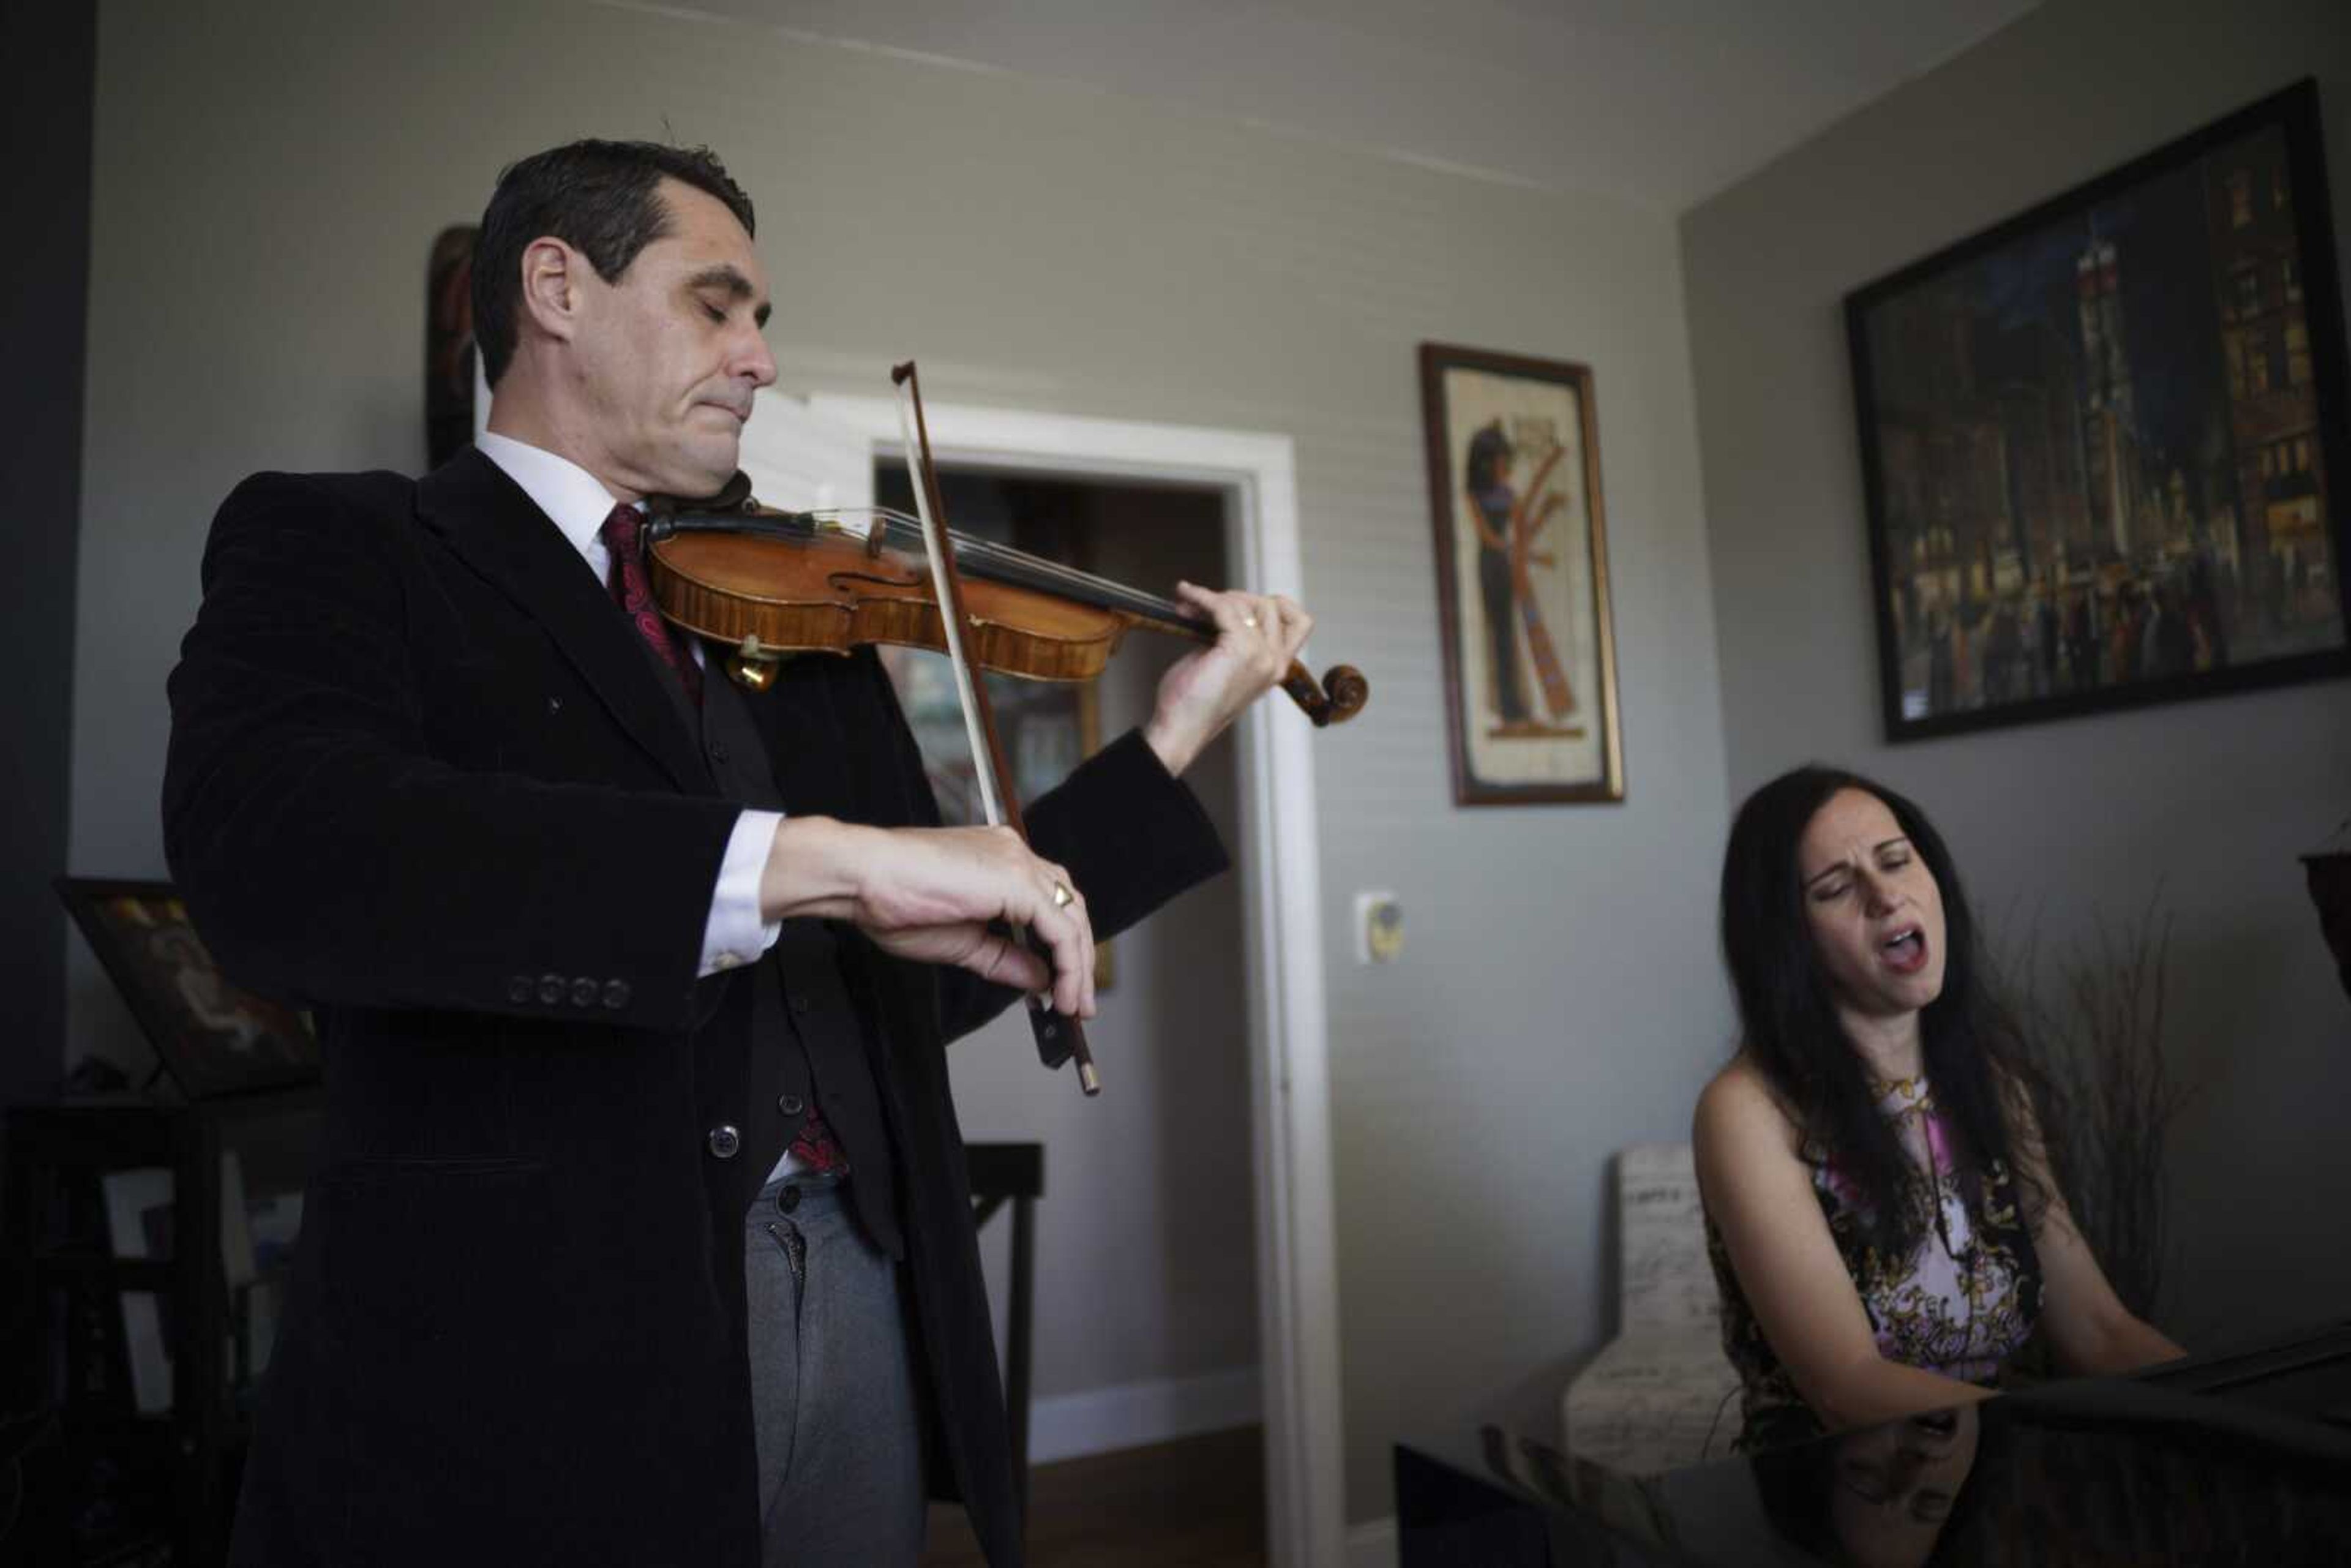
left=163, top=138, right=1313, bottom=1568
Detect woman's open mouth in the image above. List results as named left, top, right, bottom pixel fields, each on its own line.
left=1881, top=925, right=1929, bottom=975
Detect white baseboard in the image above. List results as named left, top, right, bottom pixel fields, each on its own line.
left=1027, top=1366, right=1261, bottom=1465
left=1346, top=1516, right=1398, bottom=1568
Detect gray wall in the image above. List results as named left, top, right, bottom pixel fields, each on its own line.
left=1684, top=0, right=2351, bottom=1342
left=78, top=0, right=1733, bottom=1527
left=2, top=1, right=91, bottom=1103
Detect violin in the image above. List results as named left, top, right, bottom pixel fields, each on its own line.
left=641, top=483, right=1367, bottom=722
left=643, top=364, right=1367, bottom=1092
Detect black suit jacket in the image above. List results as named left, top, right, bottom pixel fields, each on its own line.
left=162, top=449, right=1228, bottom=1567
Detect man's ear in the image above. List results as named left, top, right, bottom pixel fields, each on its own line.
left=517, top=236, right=583, bottom=346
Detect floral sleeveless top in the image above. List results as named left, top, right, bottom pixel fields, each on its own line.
left=1703, top=1076, right=2043, bottom=1449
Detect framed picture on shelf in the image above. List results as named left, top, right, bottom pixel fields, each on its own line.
left=56, top=877, right=319, bottom=1100
left=96, top=1150, right=295, bottom=1416
left=1847, top=78, right=2350, bottom=741
left=99, top=1167, right=178, bottom=1415
left=1420, top=342, right=1624, bottom=805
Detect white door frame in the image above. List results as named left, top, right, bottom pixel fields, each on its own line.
left=808, top=393, right=1345, bottom=1568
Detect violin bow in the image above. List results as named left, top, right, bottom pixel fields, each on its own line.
left=890, top=361, right=1101, bottom=1095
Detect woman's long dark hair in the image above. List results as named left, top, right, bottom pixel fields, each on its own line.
left=1720, top=765, right=2053, bottom=1261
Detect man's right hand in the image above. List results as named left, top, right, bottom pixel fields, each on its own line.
left=758, top=817, right=1095, bottom=1019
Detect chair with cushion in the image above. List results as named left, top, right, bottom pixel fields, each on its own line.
left=1559, top=1142, right=1742, bottom=1474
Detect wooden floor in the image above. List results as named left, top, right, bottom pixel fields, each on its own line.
left=921, top=1425, right=1267, bottom=1568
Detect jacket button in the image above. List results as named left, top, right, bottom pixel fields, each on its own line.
left=537, top=973, right=565, bottom=1005
left=707, top=1125, right=741, bottom=1160
left=568, top=977, right=598, bottom=1007
left=507, top=974, right=533, bottom=1003
left=708, top=738, right=730, bottom=763
left=777, top=1185, right=801, bottom=1214
left=601, top=979, right=631, bottom=1010
left=787, top=993, right=811, bottom=1015
left=777, top=1093, right=805, bottom=1117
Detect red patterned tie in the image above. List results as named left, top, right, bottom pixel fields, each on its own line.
left=599, top=503, right=702, bottom=707
left=788, top=1103, right=849, bottom=1177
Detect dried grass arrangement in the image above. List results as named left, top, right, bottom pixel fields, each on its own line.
left=1992, top=893, right=2193, bottom=1321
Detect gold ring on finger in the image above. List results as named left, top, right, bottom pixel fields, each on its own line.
left=1051, top=881, right=1074, bottom=909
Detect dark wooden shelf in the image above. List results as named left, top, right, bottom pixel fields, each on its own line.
left=34, top=1253, right=179, bottom=1289
left=7, top=1087, right=321, bottom=1565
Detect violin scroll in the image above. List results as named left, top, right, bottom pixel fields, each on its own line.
left=1281, top=662, right=1369, bottom=728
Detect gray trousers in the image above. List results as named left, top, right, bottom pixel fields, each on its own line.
left=744, top=1174, right=927, bottom=1567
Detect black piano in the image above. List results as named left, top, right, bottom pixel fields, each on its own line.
left=1397, top=1319, right=2351, bottom=1565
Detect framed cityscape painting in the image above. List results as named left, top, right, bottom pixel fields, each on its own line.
left=1849, top=78, right=2350, bottom=741
left=1420, top=343, right=1625, bottom=805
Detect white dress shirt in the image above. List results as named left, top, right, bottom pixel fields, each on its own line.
left=476, top=431, right=783, bottom=978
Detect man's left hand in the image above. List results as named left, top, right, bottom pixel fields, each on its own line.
left=1142, top=582, right=1314, bottom=776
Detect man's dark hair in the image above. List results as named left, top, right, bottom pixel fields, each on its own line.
left=1718, top=765, right=2058, bottom=1262
left=471, top=139, right=756, bottom=387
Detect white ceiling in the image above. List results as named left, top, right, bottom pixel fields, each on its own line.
left=625, top=0, right=2042, bottom=212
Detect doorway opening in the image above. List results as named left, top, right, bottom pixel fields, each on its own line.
left=888, top=465, right=1265, bottom=1564
left=747, top=389, right=1343, bottom=1567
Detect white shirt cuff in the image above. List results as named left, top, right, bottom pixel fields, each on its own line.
left=699, top=809, right=785, bottom=977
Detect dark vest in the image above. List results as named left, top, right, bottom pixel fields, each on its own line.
left=650, top=643, right=906, bottom=1259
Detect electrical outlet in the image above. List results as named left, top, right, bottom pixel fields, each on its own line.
left=1353, top=891, right=1402, bottom=964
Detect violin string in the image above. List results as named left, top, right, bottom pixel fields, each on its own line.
left=955, top=534, right=1182, bottom=621
left=899, top=519, right=1138, bottom=610
left=804, top=508, right=1204, bottom=631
